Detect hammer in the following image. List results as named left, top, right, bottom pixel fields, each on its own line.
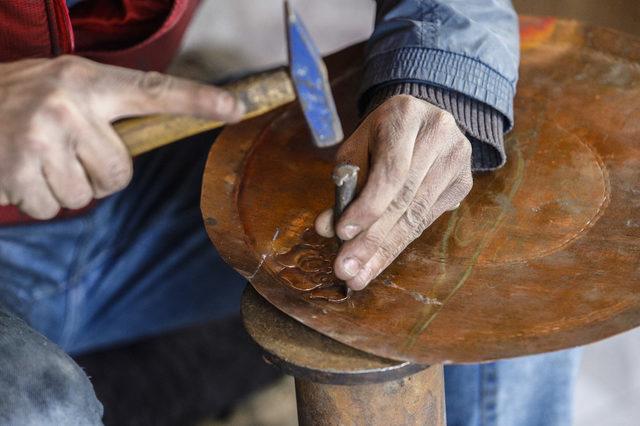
left=114, top=0, right=343, bottom=156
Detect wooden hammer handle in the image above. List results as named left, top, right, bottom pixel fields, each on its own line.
left=113, top=69, right=295, bottom=157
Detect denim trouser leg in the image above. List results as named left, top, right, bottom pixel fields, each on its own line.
left=0, top=131, right=581, bottom=425
left=445, top=348, right=583, bottom=426
left=0, top=131, right=247, bottom=355
left=0, top=306, right=104, bottom=425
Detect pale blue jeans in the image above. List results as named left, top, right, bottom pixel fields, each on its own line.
left=0, top=132, right=580, bottom=425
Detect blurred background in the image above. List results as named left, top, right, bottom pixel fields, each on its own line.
left=78, top=1, right=640, bottom=425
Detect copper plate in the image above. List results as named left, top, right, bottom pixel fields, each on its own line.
left=202, top=17, right=640, bottom=364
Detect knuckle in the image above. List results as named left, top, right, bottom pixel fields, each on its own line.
left=51, top=55, right=92, bottom=82
left=458, top=173, right=474, bottom=196
left=450, top=143, right=469, bottom=168
left=408, top=223, right=426, bottom=240
left=435, top=108, right=456, bottom=126
left=406, top=199, right=432, bottom=228
left=65, top=187, right=93, bottom=209
left=458, top=137, right=473, bottom=159
left=390, top=185, right=414, bottom=211
left=402, top=215, right=427, bottom=241
left=22, top=132, right=48, bottom=153
left=11, top=163, right=36, bottom=188
left=26, top=200, right=60, bottom=220
left=442, top=177, right=473, bottom=208
left=24, top=125, right=67, bottom=154
left=370, top=116, right=394, bottom=143
left=211, top=91, right=236, bottom=115
left=392, top=94, right=421, bottom=115
left=441, top=141, right=465, bottom=170
left=374, top=95, right=419, bottom=124
left=376, top=243, right=396, bottom=262
left=39, top=97, right=76, bottom=124
left=138, top=71, right=172, bottom=98
left=376, top=236, right=410, bottom=268
left=7, top=152, right=40, bottom=182
left=102, top=156, right=132, bottom=191
left=428, top=110, right=458, bottom=141
left=39, top=204, right=60, bottom=220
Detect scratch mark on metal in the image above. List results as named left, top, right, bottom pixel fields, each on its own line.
left=247, top=228, right=281, bottom=280
left=382, top=279, right=442, bottom=306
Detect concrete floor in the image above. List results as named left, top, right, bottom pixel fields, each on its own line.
left=175, top=1, right=640, bottom=425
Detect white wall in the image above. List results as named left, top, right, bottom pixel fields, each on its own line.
left=171, top=0, right=375, bottom=80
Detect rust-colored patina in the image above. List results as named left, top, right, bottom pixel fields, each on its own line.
left=241, top=285, right=424, bottom=385
left=202, top=17, right=640, bottom=364
left=295, top=366, right=444, bottom=426
left=242, top=286, right=443, bottom=424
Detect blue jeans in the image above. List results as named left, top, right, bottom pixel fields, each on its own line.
left=0, top=132, right=580, bottom=425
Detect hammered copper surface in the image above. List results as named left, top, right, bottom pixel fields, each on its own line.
left=202, top=17, right=640, bottom=364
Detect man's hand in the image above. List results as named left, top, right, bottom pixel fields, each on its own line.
left=0, top=56, right=245, bottom=220
left=315, top=95, right=473, bottom=291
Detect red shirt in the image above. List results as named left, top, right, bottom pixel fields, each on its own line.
left=0, top=0, right=200, bottom=225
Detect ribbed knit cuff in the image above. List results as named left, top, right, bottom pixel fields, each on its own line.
left=364, top=82, right=507, bottom=171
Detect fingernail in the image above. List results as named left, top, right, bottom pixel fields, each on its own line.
left=342, top=224, right=360, bottom=240
left=342, top=257, right=361, bottom=277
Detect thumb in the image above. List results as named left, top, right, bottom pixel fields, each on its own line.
left=98, top=67, right=246, bottom=122
left=314, top=208, right=335, bottom=238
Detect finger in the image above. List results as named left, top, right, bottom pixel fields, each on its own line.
left=0, top=191, right=9, bottom=206
left=335, top=118, right=420, bottom=241
left=314, top=208, right=335, bottom=238
left=11, top=170, right=61, bottom=220
left=333, top=146, right=457, bottom=282
left=347, top=174, right=472, bottom=290
left=73, top=117, right=133, bottom=198
left=41, top=141, right=94, bottom=209
left=97, top=67, right=245, bottom=123
left=335, top=127, right=370, bottom=185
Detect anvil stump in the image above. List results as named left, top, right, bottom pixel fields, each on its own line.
left=241, top=286, right=444, bottom=425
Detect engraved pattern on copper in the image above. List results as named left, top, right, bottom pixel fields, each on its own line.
left=274, top=229, right=351, bottom=302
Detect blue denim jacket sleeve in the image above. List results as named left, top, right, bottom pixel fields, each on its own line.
left=362, top=0, right=519, bottom=126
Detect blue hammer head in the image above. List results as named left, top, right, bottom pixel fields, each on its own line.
left=285, top=1, right=344, bottom=148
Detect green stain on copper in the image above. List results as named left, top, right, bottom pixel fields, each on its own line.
left=439, top=208, right=459, bottom=272
left=403, top=142, right=526, bottom=351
